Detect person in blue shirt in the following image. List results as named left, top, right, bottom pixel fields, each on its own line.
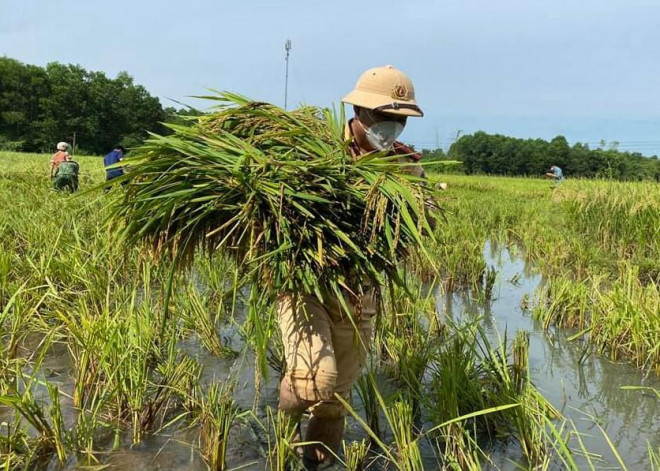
left=103, top=145, right=126, bottom=191
left=546, top=165, right=564, bottom=186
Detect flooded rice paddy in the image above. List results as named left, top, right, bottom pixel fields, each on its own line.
left=2, top=242, right=657, bottom=470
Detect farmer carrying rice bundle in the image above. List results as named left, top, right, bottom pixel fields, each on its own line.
left=109, top=65, right=437, bottom=469
left=278, top=65, right=427, bottom=467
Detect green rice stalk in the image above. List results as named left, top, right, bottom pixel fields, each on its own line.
left=179, top=286, right=237, bottom=358
left=343, top=439, right=369, bottom=471
left=355, top=374, right=382, bottom=444
left=649, top=441, right=660, bottom=471
left=196, top=382, right=245, bottom=471
left=108, top=91, right=438, bottom=316
left=265, top=408, right=303, bottom=471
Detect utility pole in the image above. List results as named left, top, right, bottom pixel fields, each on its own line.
left=284, top=39, right=292, bottom=110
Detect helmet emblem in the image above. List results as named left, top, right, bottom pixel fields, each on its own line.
left=391, top=84, right=408, bottom=100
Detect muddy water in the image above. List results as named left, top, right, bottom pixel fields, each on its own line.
left=437, top=241, right=659, bottom=470
left=4, top=242, right=658, bottom=470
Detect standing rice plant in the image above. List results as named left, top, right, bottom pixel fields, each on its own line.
left=532, top=277, right=592, bottom=330
left=193, top=254, right=238, bottom=311
left=509, top=330, right=550, bottom=466
left=481, top=265, right=498, bottom=303
left=179, top=286, right=237, bottom=358
left=590, top=264, right=659, bottom=372
left=69, top=386, right=114, bottom=462
left=125, top=345, right=200, bottom=443
left=425, top=327, right=489, bottom=469
left=424, top=320, right=563, bottom=469
left=374, top=276, right=439, bottom=419
left=387, top=400, right=424, bottom=471
left=532, top=265, right=659, bottom=372
left=355, top=373, right=382, bottom=444
left=562, top=183, right=659, bottom=272
left=56, top=283, right=201, bottom=444
left=194, top=382, right=246, bottom=471
left=0, top=249, right=11, bottom=305
left=432, top=423, right=483, bottom=471
left=46, top=384, right=68, bottom=463
left=343, top=439, right=369, bottom=471
left=0, top=378, right=66, bottom=464
left=0, top=422, right=32, bottom=470
left=478, top=329, right=561, bottom=467
left=511, top=331, right=529, bottom=393
left=238, top=285, right=282, bottom=402
left=337, top=387, right=415, bottom=471
left=263, top=407, right=303, bottom=471
left=0, top=285, right=51, bottom=363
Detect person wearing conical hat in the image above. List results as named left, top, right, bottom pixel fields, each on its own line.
left=277, top=65, right=426, bottom=468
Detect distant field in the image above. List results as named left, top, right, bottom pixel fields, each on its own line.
left=0, top=151, right=106, bottom=181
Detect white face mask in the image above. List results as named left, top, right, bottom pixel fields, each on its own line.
left=358, top=112, right=405, bottom=150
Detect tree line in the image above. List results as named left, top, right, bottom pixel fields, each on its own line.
left=0, top=57, right=193, bottom=155
left=430, top=132, right=659, bottom=181
left=2, top=56, right=658, bottom=181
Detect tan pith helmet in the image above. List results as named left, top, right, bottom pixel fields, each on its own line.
left=342, top=65, right=423, bottom=117
left=56, top=142, right=69, bottom=151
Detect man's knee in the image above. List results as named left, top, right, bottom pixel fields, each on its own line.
left=288, top=367, right=338, bottom=403
left=279, top=373, right=342, bottom=419
left=279, top=376, right=314, bottom=418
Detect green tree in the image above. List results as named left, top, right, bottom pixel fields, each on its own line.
left=448, top=131, right=658, bottom=181
left=0, top=56, right=175, bottom=154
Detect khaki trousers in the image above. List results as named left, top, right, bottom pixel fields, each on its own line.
left=277, top=291, right=375, bottom=418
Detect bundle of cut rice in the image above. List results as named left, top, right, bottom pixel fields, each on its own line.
left=109, top=92, right=437, bottom=301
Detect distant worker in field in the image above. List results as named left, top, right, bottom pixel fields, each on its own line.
left=50, top=142, right=70, bottom=178
left=546, top=165, right=564, bottom=185
left=277, top=65, right=425, bottom=468
left=52, top=157, right=80, bottom=192
left=103, top=145, right=126, bottom=191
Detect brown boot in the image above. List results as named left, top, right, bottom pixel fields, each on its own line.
left=303, top=416, right=344, bottom=467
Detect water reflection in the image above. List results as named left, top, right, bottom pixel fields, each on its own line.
left=436, top=241, right=659, bottom=469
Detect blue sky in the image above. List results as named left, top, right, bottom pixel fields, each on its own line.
left=2, top=0, right=659, bottom=155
